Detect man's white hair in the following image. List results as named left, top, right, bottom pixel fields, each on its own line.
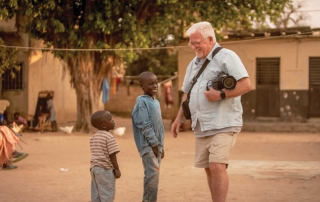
left=186, top=21, right=216, bottom=42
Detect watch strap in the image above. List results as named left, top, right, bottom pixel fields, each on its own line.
left=220, top=90, right=226, bottom=99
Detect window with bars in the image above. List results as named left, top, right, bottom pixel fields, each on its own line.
left=256, top=58, right=280, bottom=85
left=309, top=57, right=320, bottom=86
left=2, top=62, right=23, bottom=90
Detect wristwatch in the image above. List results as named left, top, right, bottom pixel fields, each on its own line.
left=220, top=90, right=226, bottom=99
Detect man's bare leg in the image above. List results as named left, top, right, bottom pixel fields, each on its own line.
left=205, top=168, right=214, bottom=200
left=205, top=163, right=229, bottom=202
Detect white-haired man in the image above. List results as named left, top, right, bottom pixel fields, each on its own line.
left=171, top=21, right=252, bottom=202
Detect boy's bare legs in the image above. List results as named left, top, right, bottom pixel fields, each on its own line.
left=205, top=163, right=229, bottom=202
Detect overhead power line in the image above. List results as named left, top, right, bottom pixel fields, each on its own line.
left=295, top=9, right=320, bottom=12
left=0, top=31, right=317, bottom=51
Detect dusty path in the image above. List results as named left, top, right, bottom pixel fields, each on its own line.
left=1, top=116, right=320, bottom=202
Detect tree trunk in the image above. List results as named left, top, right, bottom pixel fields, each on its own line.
left=0, top=77, right=2, bottom=100
left=67, top=52, right=102, bottom=133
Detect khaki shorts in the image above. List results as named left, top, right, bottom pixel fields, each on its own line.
left=195, top=132, right=238, bottom=168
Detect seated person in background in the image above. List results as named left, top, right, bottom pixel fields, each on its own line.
left=0, top=100, right=10, bottom=124
left=12, top=112, right=28, bottom=133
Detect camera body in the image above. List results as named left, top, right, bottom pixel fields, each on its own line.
left=207, top=73, right=237, bottom=91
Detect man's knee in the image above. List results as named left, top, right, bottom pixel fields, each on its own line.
left=209, top=162, right=227, bottom=173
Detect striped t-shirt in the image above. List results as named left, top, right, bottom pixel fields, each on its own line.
left=90, top=130, right=120, bottom=170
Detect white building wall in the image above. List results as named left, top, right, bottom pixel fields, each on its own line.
left=28, top=40, right=77, bottom=123
left=178, top=37, right=320, bottom=91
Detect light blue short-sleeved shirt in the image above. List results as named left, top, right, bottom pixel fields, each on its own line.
left=181, top=43, right=249, bottom=137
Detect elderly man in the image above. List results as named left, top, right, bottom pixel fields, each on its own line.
left=171, top=21, right=252, bottom=202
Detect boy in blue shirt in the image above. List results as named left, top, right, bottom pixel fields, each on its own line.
left=131, top=71, right=165, bottom=202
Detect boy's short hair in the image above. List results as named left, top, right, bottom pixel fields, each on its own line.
left=14, top=112, right=19, bottom=116
left=91, top=110, right=111, bottom=129
left=139, top=71, right=156, bottom=83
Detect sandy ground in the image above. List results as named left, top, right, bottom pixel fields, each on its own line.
left=1, top=116, right=320, bottom=202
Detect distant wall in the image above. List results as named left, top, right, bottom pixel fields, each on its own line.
left=27, top=40, right=77, bottom=123
left=105, top=78, right=180, bottom=120
left=178, top=36, right=320, bottom=122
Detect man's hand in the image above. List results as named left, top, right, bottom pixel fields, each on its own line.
left=161, top=150, right=165, bottom=159
left=114, top=169, right=121, bottom=179
left=204, top=77, right=252, bottom=102
left=171, top=118, right=182, bottom=138
left=204, top=88, right=221, bottom=102
left=152, top=146, right=159, bottom=158
left=171, top=93, right=188, bottom=138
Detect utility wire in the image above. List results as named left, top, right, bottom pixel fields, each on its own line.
left=0, top=31, right=317, bottom=51
left=295, top=9, right=320, bottom=12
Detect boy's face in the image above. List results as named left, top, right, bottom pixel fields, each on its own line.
left=140, top=74, right=158, bottom=97
left=101, top=112, right=115, bottom=131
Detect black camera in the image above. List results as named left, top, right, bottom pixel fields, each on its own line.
left=206, top=73, right=237, bottom=91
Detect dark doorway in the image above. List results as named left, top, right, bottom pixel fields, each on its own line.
left=256, top=58, right=280, bottom=117
left=309, top=57, right=320, bottom=117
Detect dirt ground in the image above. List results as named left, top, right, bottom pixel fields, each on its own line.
left=1, top=116, right=320, bottom=202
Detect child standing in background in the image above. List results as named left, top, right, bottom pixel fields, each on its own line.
left=131, top=71, right=165, bottom=202
left=46, top=94, right=57, bottom=132
left=90, top=110, right=121, bottom=202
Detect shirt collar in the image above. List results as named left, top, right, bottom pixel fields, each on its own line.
left=206, top=42, right=221, bottom=61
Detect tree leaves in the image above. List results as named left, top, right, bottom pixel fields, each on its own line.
left=0, top=38, right=19, bottom=77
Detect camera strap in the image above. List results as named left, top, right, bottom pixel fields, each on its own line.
left=186, top=46, right=223, bottom=100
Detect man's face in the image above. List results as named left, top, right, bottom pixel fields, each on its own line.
left=189, top=32, right=213, bottom=59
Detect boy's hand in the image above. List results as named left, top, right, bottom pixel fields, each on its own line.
left=161, top=150, right=164, bottom=159
left=152, top=146, right=159, bottom=158
left=114, top=169, right=121, bottom=179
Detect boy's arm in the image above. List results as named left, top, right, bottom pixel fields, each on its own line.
left=152, top=146, right=159, bottom=158
left=110, top=151, right=121, bottom=179
left=132, top=107, right=158, bottom=147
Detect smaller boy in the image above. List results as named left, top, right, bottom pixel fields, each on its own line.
left=90, top=110, right=121, bottom=202
left=132, top=71, right=165, bottom=202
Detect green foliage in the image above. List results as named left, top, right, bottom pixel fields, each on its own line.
left=0, top=38, right=19, bottom=77
left=0, top=0, right=293, bottom=60
left=125, top=48, right=178, bottom=76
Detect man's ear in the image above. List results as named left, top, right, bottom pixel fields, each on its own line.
left=209, top=36, right=215, bottom=44
left=101, top=123, right=106, bottom=128
left=139, top=82, right=143, bottom=88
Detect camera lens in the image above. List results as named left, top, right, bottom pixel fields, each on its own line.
left=223, top=76, right=236, bottom=89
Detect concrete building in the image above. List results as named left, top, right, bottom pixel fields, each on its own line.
left=178, top=28, right=320, bottom=124
left=0, top=16, right=77, bottom=123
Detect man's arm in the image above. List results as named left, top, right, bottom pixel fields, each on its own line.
left=204, top=77, right=252, bottom=102
left=110, top=152, right=121, bottom=179
left=170, top=93, right=188, bottom=138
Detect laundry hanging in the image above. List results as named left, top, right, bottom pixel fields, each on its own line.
left=102, top=78, right=110, bottom=104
